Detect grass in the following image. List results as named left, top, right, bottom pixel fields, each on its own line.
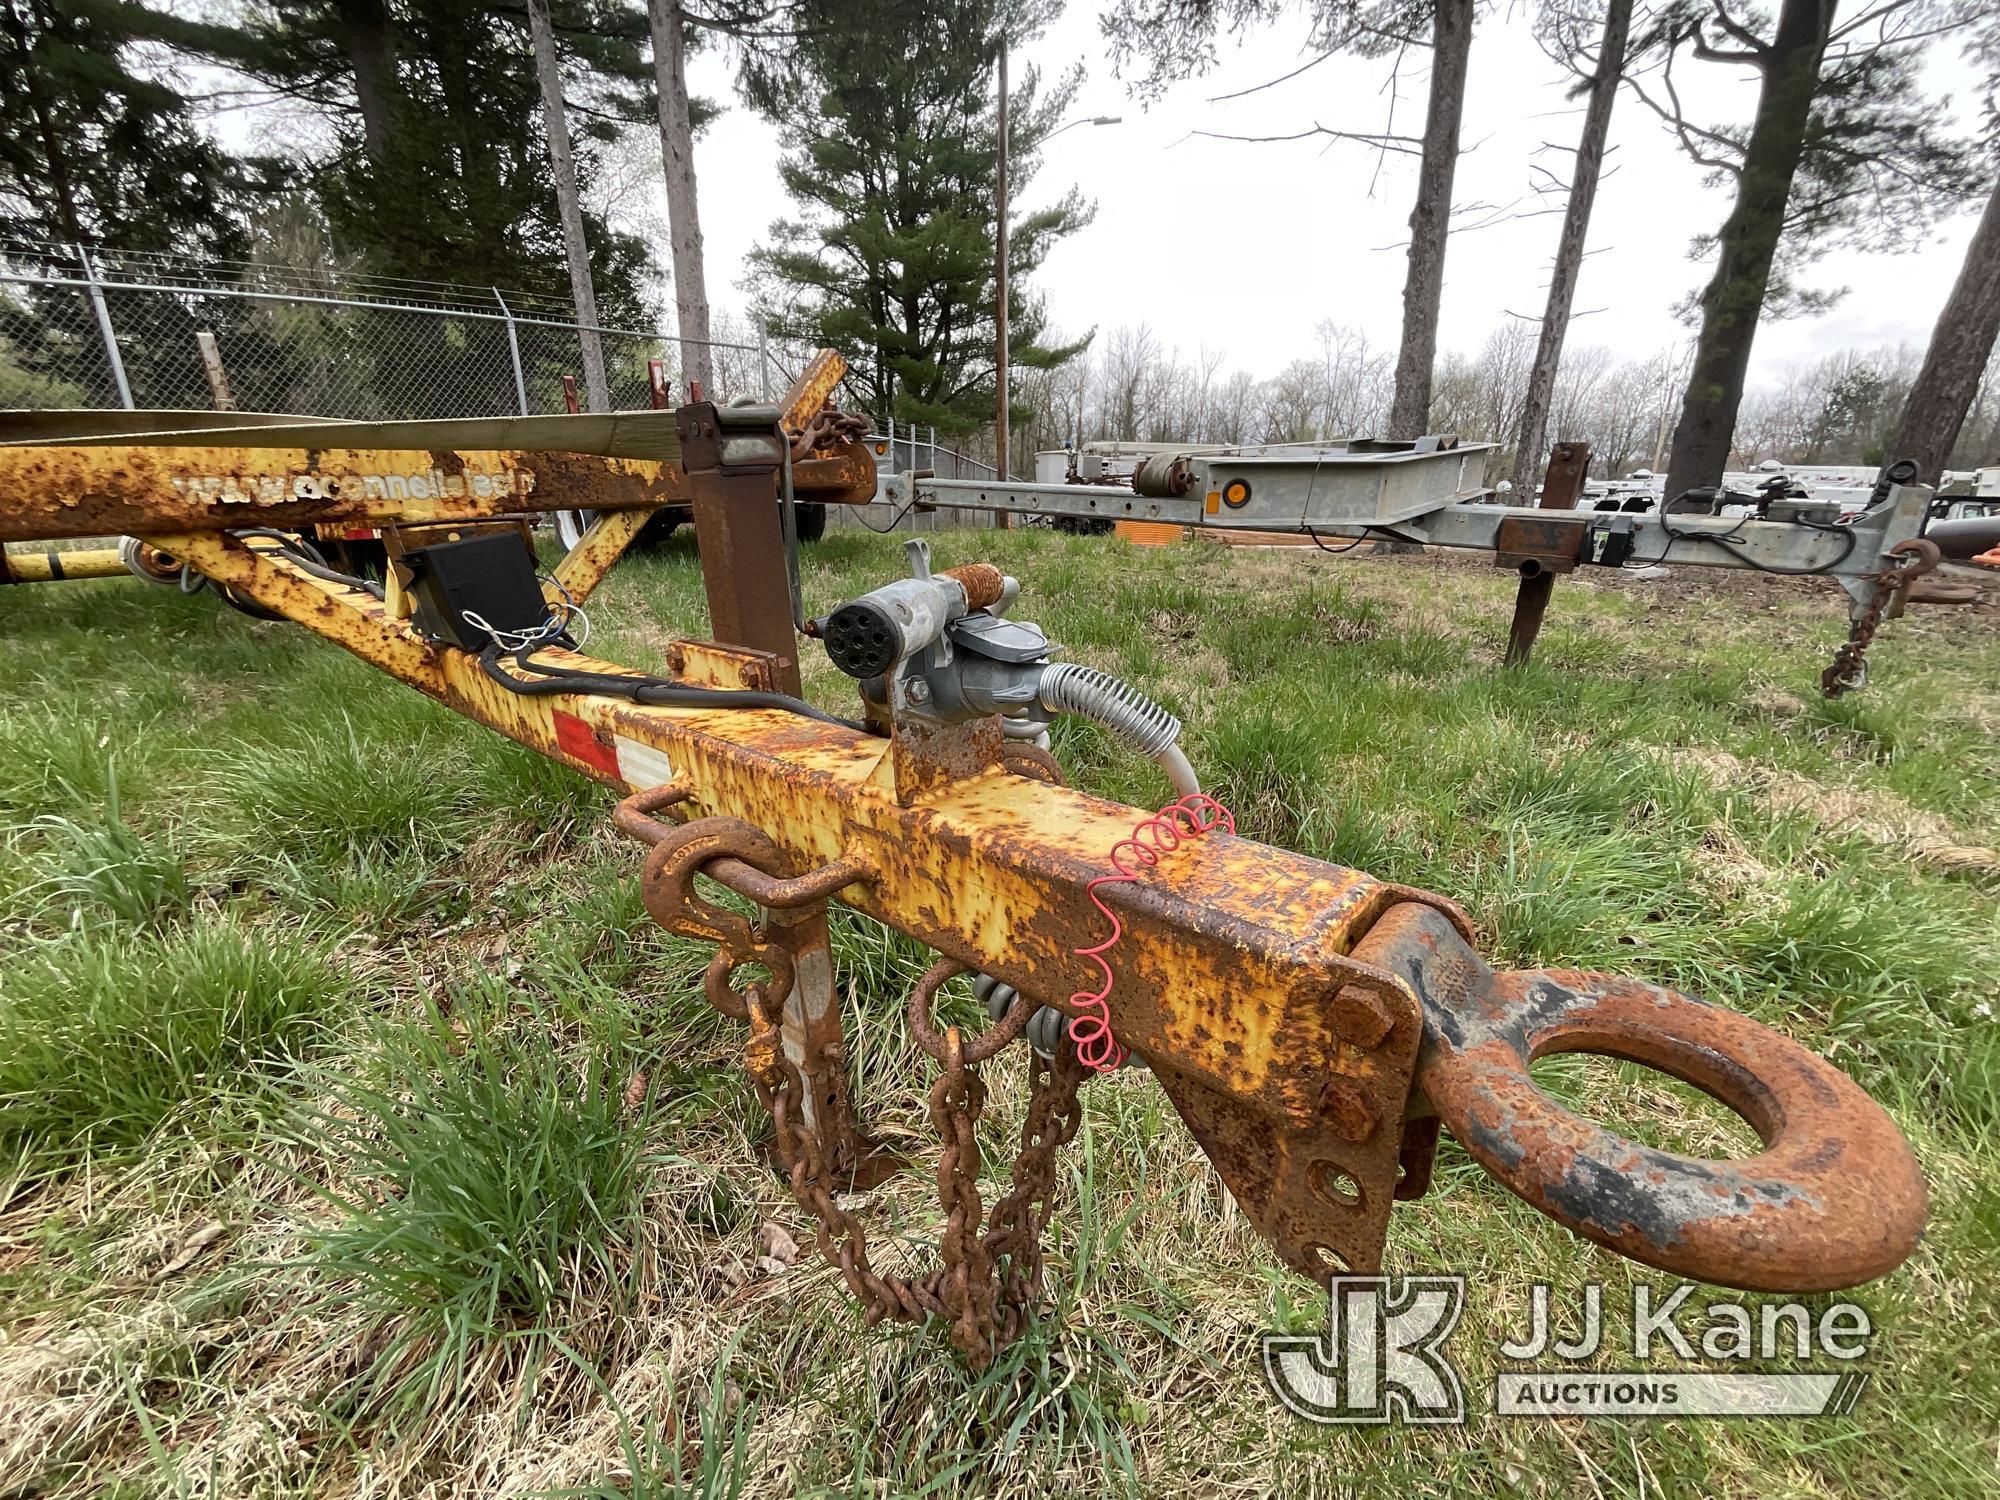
left=279, top=996, right=655, bottom=1437
left=0, top=917, right=352, bottom=1180
left=0, top=529, right=1997, bottom=1497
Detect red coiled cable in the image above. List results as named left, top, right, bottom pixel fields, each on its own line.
left=1068, top=793, right=1236, bottom=1072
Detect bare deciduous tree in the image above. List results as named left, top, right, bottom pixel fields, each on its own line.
left=1101, top=0, right=1488, bottom=440
left=1891, top=170, right=2000, bottom=482
left=1512, top=0, right=1633, bottom=495
left=1632, top=0, right=1980, bottom=501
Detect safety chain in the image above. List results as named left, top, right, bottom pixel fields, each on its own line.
left=1822, top=537, right=1940, bottom=697
left=790, top=406, right=871, bottom=460
left=759, top=960, right=1089, bottom=1365
left=619, top=787, right=1091, bottom=1368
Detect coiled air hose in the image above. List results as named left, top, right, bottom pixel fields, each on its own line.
left=1037, top=661, right=1200, bottom=796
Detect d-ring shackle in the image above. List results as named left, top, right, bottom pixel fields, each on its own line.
left=1353, top=903, right=1926, bottom=1291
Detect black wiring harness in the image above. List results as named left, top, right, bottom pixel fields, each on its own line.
left=1302, top=524, right=1431, bottom=555
left=230, top=527, right=387, bottom=599
left=1635, top=503, right=1858, bottom=575
left=478, top=641, right=867, bottom=730
left=230, top=524, right=858, bottom=731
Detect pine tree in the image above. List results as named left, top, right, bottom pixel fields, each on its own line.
left=0, top=0, right=279, bottom=406
left=744, top=0, right=1090, bottom=433
left=219, top=0, right=655, bottom=317
left=179, top=0, right=663, bottom=412
left=0, top=0, right=262, bottom=254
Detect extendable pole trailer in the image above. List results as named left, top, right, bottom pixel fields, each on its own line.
left=872, top=444, right=1948, bottom=694
left=0, top=352, right=1928, bottom=1367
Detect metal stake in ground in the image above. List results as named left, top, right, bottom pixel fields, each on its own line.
left=1504, top=440, right=1591, bottom=667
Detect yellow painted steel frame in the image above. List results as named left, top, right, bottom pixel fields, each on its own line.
left=139, top=524, right=1429, bottom=1280
left=1, top=546, right=126, bottom=584
left=0, top=443, right=678, bottom=545
left=5, top=359, right=1923, bottom=1295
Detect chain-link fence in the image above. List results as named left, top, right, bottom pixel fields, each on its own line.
left=0, top=239, right=1004, bottom=530
left=835, top=425, right=997, bottom=532
left=0, top=240, right=797, bottom=418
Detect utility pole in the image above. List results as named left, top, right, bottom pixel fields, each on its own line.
left=994, top=39, right=1010, bottom=498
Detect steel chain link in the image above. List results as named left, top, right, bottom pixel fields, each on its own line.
left=1822, top=537, right=1941, bottom=697
left=641, top=810, right=1092, bottom=1368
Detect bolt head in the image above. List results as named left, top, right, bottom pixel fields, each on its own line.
left=1315, top=1079, right=1379, bottom=1142
left=1330, top=985, right=1395, bottom=1049
left=907, top=678, right=931, bottom=704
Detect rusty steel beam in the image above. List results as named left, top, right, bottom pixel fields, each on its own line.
left=3, top=409, right=687, bottom=461
left=0, top=443, right=680, bottom=543
left=676, top=403, right=805, bottom=694
left=549, top=508, right=656, bottom=604
left=0, top=436, right=882, bottom=549
left=781, top=348, right=848, bottom=437
left=1, top=372, right=1922, bottom=1304
left=789, top=449, right=879, bottom=507
left=1504, top=440, right=1591, bottom=668
left=134, top=529, right=1444, bottom=1273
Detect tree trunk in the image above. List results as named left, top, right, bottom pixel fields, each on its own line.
left=526, top=0, right=609, bottom=411
left=648, top=0, right=714, bottom=395
left=336, top=0, right=398, bottom=168
left=1387, top=0, right=1474, bottom=440
left=994, top=41, right=1010, bottom=489
left=1510, top=0, right=1632, bottom=496
left=1891, top=173, right=2000, bottom=486
left=1662, top=0, right=1835, bottom=502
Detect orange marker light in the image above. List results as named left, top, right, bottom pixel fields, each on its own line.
left=1205, top=490, right=1221, bottom=514
left=1222, top=479, right=1252, bottom=509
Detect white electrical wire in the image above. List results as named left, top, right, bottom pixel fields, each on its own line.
left=462, top=580, right=591, bottom=653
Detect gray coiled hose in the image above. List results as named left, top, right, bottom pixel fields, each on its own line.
left=982, top=662, right=1198, bottom=1071
left=1036, top=661, right=1199, bottom=796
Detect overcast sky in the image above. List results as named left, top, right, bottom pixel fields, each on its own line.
left=679, top=4, right=1990, bottom=389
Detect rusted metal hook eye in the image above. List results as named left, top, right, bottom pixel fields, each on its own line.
left=613, top=782, right=696, bottom=845
left=1368, top=903, right=1926, bottom=1292
left=908, top=958, right=1037, bottom=1066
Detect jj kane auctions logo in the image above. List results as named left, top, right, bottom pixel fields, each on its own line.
left=1262, top=1278, right=1876, bottom=1424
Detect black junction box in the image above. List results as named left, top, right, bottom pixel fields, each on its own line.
left=402, top=531, right=547, bottom=650
left=1587, top=514, right=1639, bottom=568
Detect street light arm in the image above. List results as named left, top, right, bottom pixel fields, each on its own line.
left=1043, top=114, right=1124, bottom=142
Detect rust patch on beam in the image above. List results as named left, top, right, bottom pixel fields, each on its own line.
left=0, top=444, right=674, bottom=542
